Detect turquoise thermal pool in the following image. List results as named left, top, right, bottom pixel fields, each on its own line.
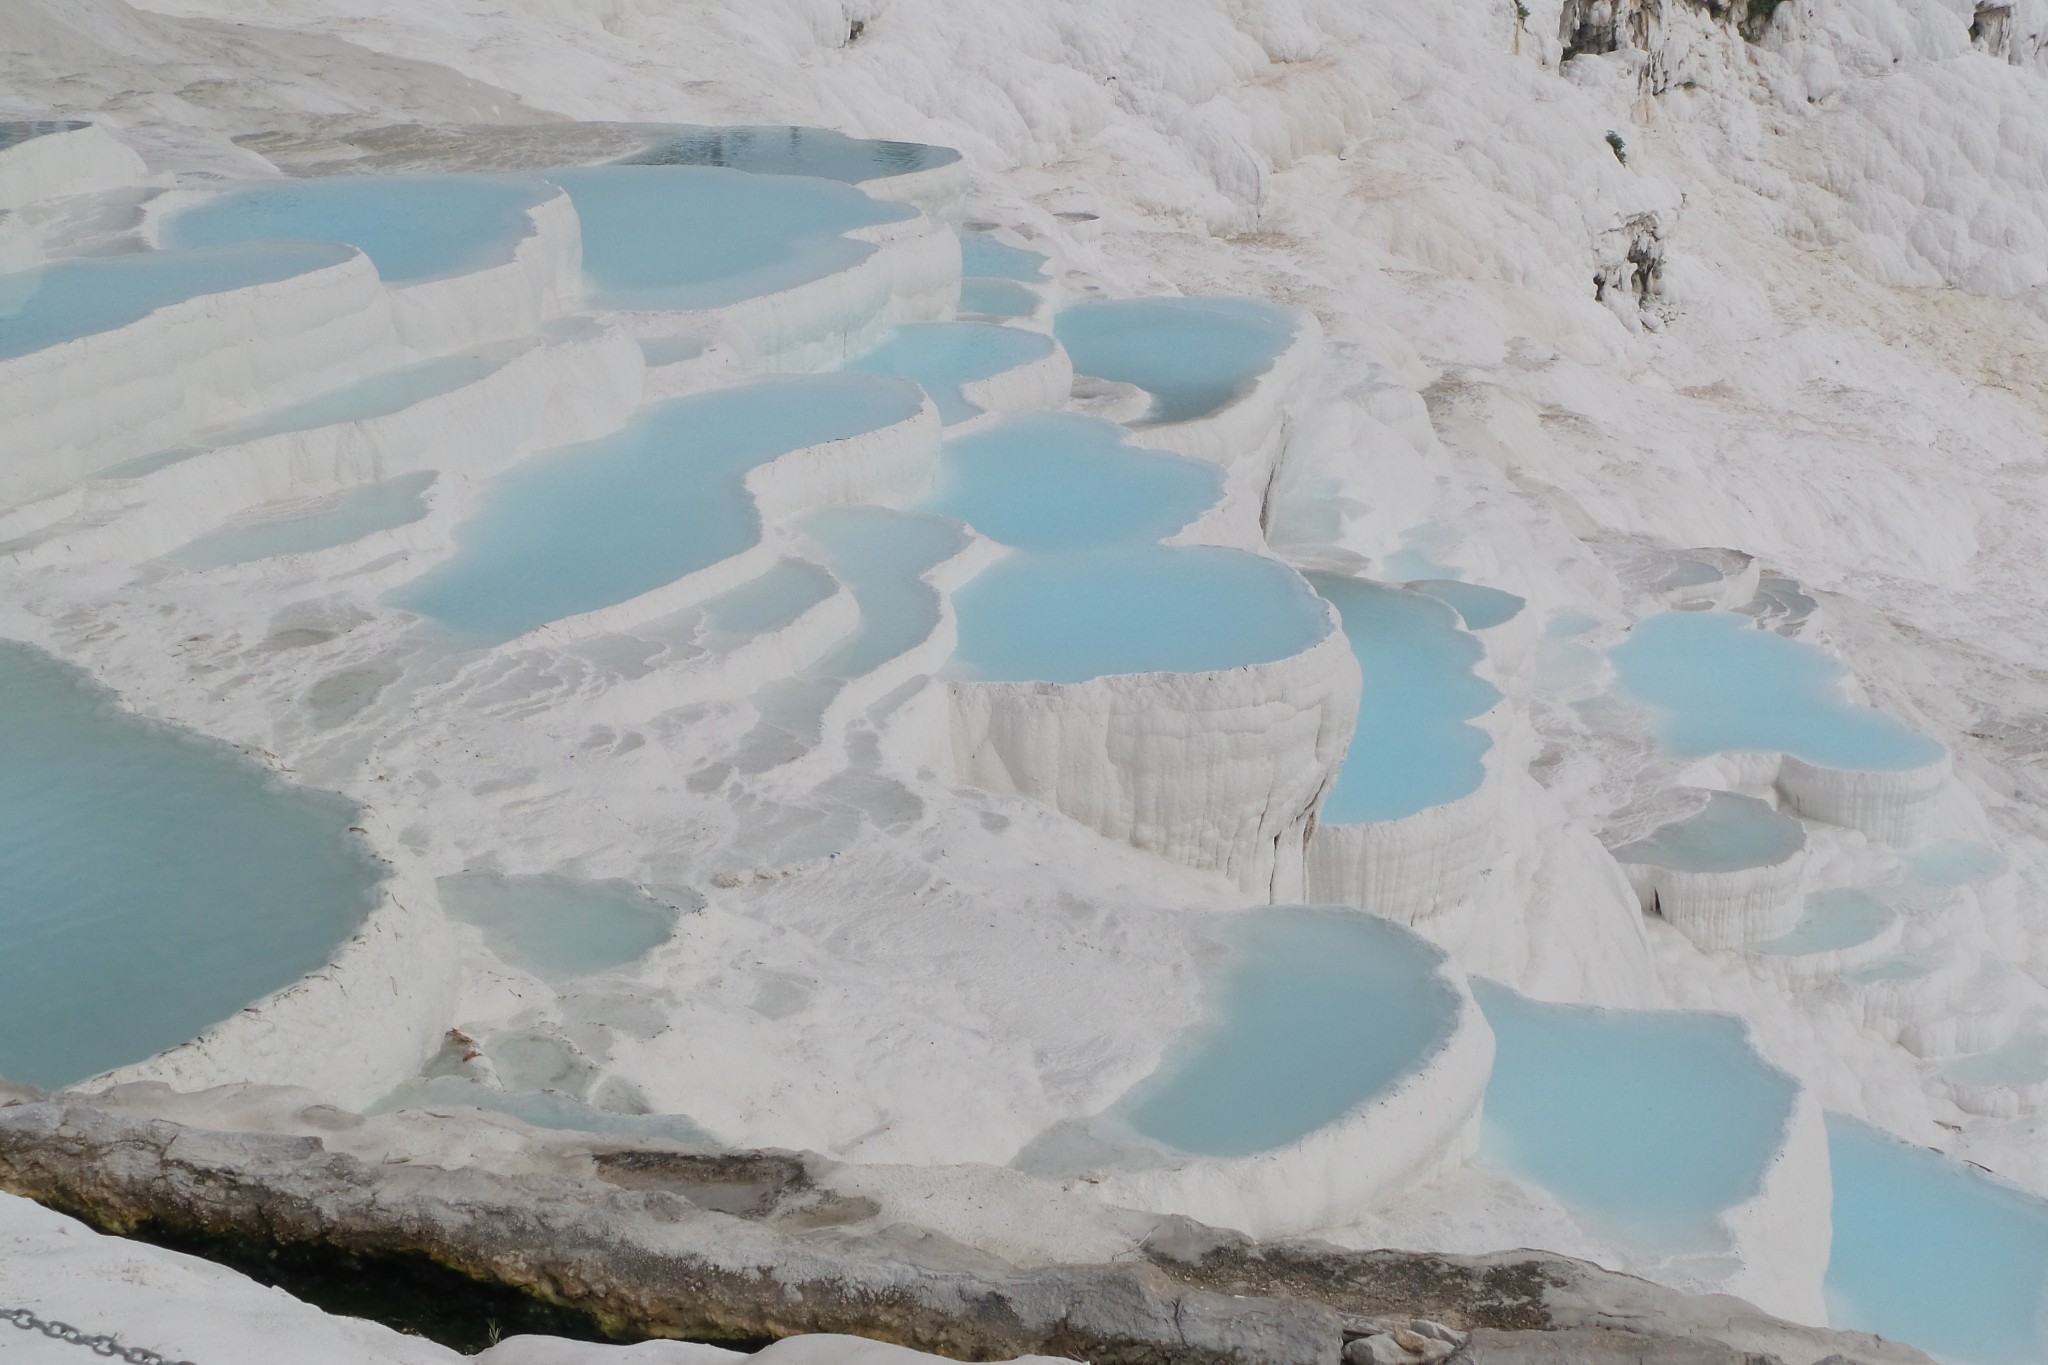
left=845, top=321, right=1056, bottom=424
left=389, top=374, right=925, bottom=644
left=1750, top=888, right=1894, bottom=956
left=1609, top=611, right=1944, bottom=771
left=1122, top=907, right=1462, bottom=1157
left=0, top=242, right=353, bottom=361
left=546, top=164, right=914, bottom=311
left=1309, top=576, right=1498, bottom=825
left=1906, top=840, right=2007, bottom=885
left=1825, top=1115, right=2048, bottom=1365
left=802, top=506, right=965, bottom=679
left=0, top=642, right=382, bottom=1089
left=173, top=472, right=436, bottom=568
left=959, top=279, right=1039, bottom=318
left=1406, top=578, right=1526, bottom=631
left=201, top=352, right=507, bottom=448
left=700, top=559, right=838, bottom=638
left=960, top=232, right=1048, bottom=281
left=1053, top=296, right=1298, bottom=424
left=164, top=175, right=553, bottom=284
left=1945, top=1035, right=2048, bottom=1088
left=1474, top=981, right=1799, bottom=1248
left=1612, top=792, right=1805, bottom=873
left=436, top=874, right=676, bottom=981
left=620, top=125, right=960, bottom=183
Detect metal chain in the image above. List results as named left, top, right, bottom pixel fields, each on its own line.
left=1, top=1306, right=195, bottom=1365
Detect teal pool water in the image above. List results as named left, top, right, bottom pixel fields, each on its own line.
left=951, top=546, right=1328, bottom=683
left=1751, top=888, right=1894, bottom=956
left=1609, top=612, right=1944, bottom=771
left=802, top=506, right=964, bottom=679
left=1054, top=296, right=1298, bottom=424
left=1826, top=1115, right=2048, bottom=1365
left=0, top=642, right=382, bottom=1089
left=436, top=874, right=675, bottom=980
left=0, top=242, right=353, bottom=361
left=1474, top=981, right=1799, bottom=1249
left=619, top=125, right=959, bottom=182
left=547, top=164, right=913, bottom=311
left=1407, top=579, right=1526, bottom=631
left=1906, top=840, right=2007, bottom=885
left=173, top=472, right=436, bottom=568
left=1946, top=1035, right=2048, bottom=1087
left=204, top=352, right=506, bottom=448
left=701, top=559, right=837, bottom=638
left=959, top=279, right=1039, bottom=318
left=1310, top=576, right=1497, bottom=825
left=389, top=374, right=924, bottom=645
left=960, top=231, right=1047, bottom=281
left=164, top=175, right=552, bottom=284
left=924, top=414, right=1221, bottom=550
left=1123, top=907, right=1461, bottom=1157
left=845, top=322, right=1055, bottom=424
left=1613, top=792, right=1804, bottom=873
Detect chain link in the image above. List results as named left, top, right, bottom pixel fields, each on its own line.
left=1, top=1306, right=196, bottom=1365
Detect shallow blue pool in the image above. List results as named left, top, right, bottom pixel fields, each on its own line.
left=436, top=873, right=675, bottom=980
left=1407, top=579, right=1526, bottom=632
left=620, top=125, right=959, bottom=183
left=1609, top=612, right=1943, bottom=772
left=959, top=279, right=1039, bottom=319
left=0, top=642, right=382, bottom=1089
left=1751, top=888, right=1894, bottom=956
left=802, top=507, right=965, bottom=679
left=960, top=231, right=1048, bottom=281
left=389, top=374, right=924, bottom=645
left=174, top=472, right=436, bottom=568
left=701, top=559, right=837, bottom=638
left=1613, top=792, right=1804, bottom=873
left=1054, top=296, right=1298, bottom=424
left=547, top=164, right=913, bottom=311
left=164, top=175, right=553, bottom=284
left=1123, top=907, right=1461, bottom=1157
left=1906, top=840, right=2007, bottom=885
left=845, top=322, right=1055, bottom=424
left=374, top=1074, right=714, bottom=1144
left=1825, top=1115, right=2048, bottom=1365
left=924, top=414, right=1221, bottom=550
left=1474, top=981, right=1799, bottom=1249
left=951, top=546, right=1329, bottom=683
left=1945, top=1035, right=2048, bottom=1088
left=1310, top=577, right=1497, bottom=825
left=0, top=242, right=353, bottom=361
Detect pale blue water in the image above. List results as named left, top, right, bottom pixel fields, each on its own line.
left=1310, top=576, right=1498, bottom=825
left=1751, top=888, right=1894, bottom=956
left=950, top=546, right=1328, bottom=683
left=701, top=559, right=837, bottom=637
left=959, top=279, right=1039, bottom=319
left=373, top=1073, right=713, bottom=1144
left=923, top=414, right=1222, bottom=550
left=845, top=322, right=1056, bottom=424
left=1474, top=981, right=1799, bottom=1248
left=1054, top=297, right=1298, bottom=424
left=389, top=375, right=924, bottom=645
left=1407, top=579, right=1526, bottom=631
left=1124, top=908, right=1461, bottom=1157
left=1850, top=957, right=1931, bottom=984
left=960, top=232, right=1048, bottom=281
left=1382, top=524, right=1463, bottom=583
left=620, top=125, right=959, bottom=182
left=1609, top=611, right=1944, bottom=772
left=0, top=119, right=87, bottom=150
left=547, top=165, right=912, bottom=311
left=436, top=874, right=674, bottom=980
left=209, top=352, right=506, bottom=446
left=1826, top=1115, right=2048, bottom=1365
left=1906, top=840, right=2007, bottom=885
left=1946, top=1035, right=2048, bottom=1087
left=1612, top=792, right=1804, bottom=873
left=802, top=507, right=964, bottom=679
left=0, top=242, right=352, bottom=361
left=173, top=472, right=436, bottom=568
left=0, top=641, right=381, bottom=1089
left=164, top=175, right=551, bottom=284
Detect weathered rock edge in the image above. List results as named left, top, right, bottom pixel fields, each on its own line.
left=0, top=1088, right=1928, bottom=1365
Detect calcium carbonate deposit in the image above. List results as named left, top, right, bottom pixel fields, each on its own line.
left=4, top=0, right=2048, bottom=1362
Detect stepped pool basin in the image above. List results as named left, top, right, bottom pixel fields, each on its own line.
left=1053, top=296, right=1298, bottom=424
left=1825, top=1115, right=2048, bottom=1365
left=1121, top=907, right=1464, bottom=1157
left=700, top=558, right=838, bottom=639
left=1609, top=611, right=1944, bottom=771
left=619, top=125, right=959, bottom=183
left=1614, top=792, right=1805, bottom=873
left=1407, top=578, right=1526, bottom=632
left=960, top=231, right=1048, bottom=281
left=1474, top=981, right=1800, bottom=1249
left=1309, top=576, right=1497, bottom=825
left=1750, top=888, right=1895, bottom=956
left=959, top=279, right=1038, bottom=318
left=436, top=874, right=676, bottom=980
left=924, top=414, right=1221, bottom=550
left=0, top=242, right=354, bottom=362
left=950, top=546, right=1328, bottom=683
left=0, top=641, right=382, bottom=1089
left=163, top=175, right=554, bottom=284
left=802, top=506, right=965, bottom=679
left=172, top=471, right=436, bottom=568
left=547, top=165, right=913, bottom=311
left=845, top=322, right=1055, bottom=424
left=1945, top=1035, right=2048, bottom=1088
left=389, top=374, right=924, bottom=644
left=1906, top=840, right=2007, bottom=885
